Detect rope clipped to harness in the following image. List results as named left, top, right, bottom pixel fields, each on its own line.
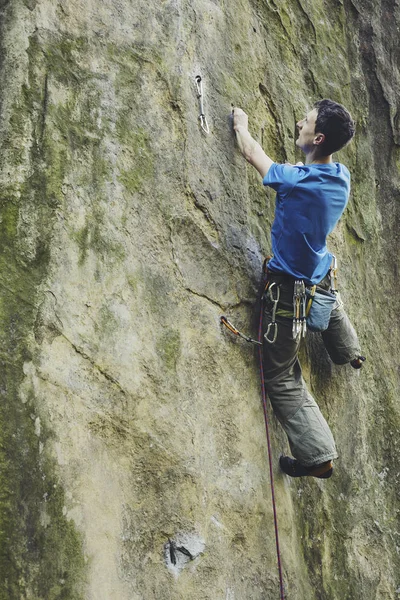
left=221, top=272, right=286, bottom=600
left=257, top=289, right=286, bottom=600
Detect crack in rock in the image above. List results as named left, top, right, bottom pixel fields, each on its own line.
left=60, top=334, right=127, bottom=395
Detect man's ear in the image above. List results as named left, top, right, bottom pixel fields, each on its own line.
left=314, top=133, right=325, bottom=146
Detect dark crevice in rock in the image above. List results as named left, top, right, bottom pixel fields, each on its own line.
left=186, top=186, right=220, bottom=232
left=184, top=286, right=225, bottom=309
left=60, top=333, right=128, bottom=395
left=259, top=84, right=287, bottom=161
left=34, top=290, right=63, bottom=345
left=296, top=0, right=318, bottom=45
left=345, top=0, right=399, bottom=255
left=185, top=285, right=256, bottom=313
left=38, top=72, right=48, bottom=145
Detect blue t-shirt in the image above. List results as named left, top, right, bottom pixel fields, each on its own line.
left=263, top=162, right=350, bottom=285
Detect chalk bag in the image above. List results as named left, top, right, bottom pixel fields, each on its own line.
left=306, top=286, right=337, bottom=332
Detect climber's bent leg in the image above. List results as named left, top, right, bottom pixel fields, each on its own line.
left=265, top=361, right=338, bottom=467
left=263, top=286, right=338, bottom=468
left=321, top=299, right=363, bottom=365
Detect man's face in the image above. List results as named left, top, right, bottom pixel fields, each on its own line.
left=296, top=108, right=319, bottom=152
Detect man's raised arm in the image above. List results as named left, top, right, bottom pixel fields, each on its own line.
left=232, top=107, right=274, bottom=179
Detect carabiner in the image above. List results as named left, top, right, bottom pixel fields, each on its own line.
left=330, top=254, right=338, bottom=293
left=265, top=321, right=278, bottom=344
left=195, top=75, right=210, bottom=135
left=293, top=280, right=306, bottom=339
left=264, top=283, right=280, bottom=344
left=268, top=282, right=280, bottom=308
left=199, top=114, right=210, bottom=134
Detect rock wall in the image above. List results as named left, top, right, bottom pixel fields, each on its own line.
left=0, top=0, right=399, bottom=598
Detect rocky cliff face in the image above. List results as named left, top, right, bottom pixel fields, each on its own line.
left=0, top=0, right=399, bottom=598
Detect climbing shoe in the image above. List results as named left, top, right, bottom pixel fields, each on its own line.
left=350, top=355, right=366, bottom=369
left=279, top=456, right=333, bottom=479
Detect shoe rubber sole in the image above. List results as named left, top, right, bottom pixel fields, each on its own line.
left=279, top=456, right=333, bottom=479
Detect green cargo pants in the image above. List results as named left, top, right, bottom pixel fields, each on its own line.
left=262, top=271, right=361, bottom=468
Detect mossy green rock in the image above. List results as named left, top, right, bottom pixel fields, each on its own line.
left=0, top=0, right=399, bottom=598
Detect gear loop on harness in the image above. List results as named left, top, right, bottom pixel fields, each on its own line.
left=264, top=282, right=280, bottom=344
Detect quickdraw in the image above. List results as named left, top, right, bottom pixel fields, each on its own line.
left=264, top=282, right=280, bottom=344
left=195, top=75, right=210, bottom=134
left=306, top=284, right=317, bottom=316
left=293, top=280, right=307, bottom=338
left=294, top=255, right=338, bottom=337
left=220, top=316, right=262, bottom=346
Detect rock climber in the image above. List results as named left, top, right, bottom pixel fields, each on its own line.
left=232, top=99, right=365, bottom=479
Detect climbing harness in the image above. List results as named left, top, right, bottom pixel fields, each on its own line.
left=220, top=316, right=262, bottom=346
left=195, top=75, right=210, bottom=134
left=221, top=271, right=286, bottom=600
left=292, top=280, right=307, bottom=339
left=264, top=282, right=280, bottom=344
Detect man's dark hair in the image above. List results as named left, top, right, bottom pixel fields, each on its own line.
left=314, top=99, right=355, bottom=155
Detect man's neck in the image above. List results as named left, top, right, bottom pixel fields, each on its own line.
left=305, top=150, right=333, bottom=165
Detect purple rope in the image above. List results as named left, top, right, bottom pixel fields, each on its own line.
left=258, top=293, right=286, bottom=600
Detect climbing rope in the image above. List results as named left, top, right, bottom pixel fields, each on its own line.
left=221, top=279, right=286, bottom=599
left=257, top=286, right=286, bottom=600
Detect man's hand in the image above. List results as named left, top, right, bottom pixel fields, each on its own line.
left=231, top=107, right=274, bottom=178
left=232, top=107, right=249, bottom=131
